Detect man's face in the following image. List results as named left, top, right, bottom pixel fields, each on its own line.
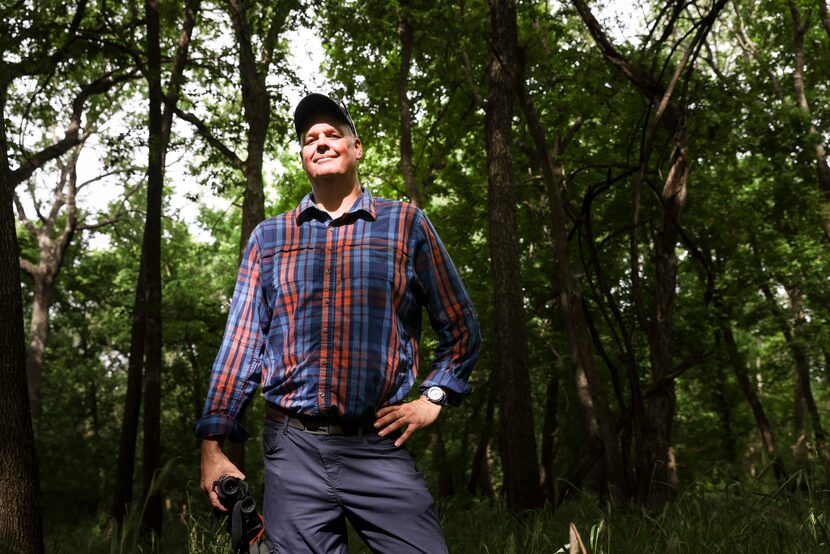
left=300, top=117, right=362, bottom=181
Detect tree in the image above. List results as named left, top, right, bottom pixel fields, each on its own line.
left=15, top=139, right=136, bottom=424
left=136, top=0, right=201, bottom=534
left=0, top=1, right=128, bottom=548
left=485, top=0, right=544, bottom=511
left=516, top=38, right=629, bottom=501
left=788, top=0, right=830, bottom=241
left=572, top=0, right=728, bottom=508
left=0, top=82, right=45, bottom=554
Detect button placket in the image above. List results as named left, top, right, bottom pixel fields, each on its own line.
left=318, top=223, right=336, bottom=408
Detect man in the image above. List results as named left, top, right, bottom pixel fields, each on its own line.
left=195, top=93, right=481, bottom=553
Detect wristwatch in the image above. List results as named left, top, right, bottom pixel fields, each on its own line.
left=425, top=386, right=447, bottom=406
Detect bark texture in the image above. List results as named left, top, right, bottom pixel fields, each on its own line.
left=112, top=257, right=147, bottom=523
left=485, top=0, right=544, bottom=511
left=0, top=88, right=45, bottom=554
left=396, top=8, right=424, bottom=207
left=137, top=0, right=200, bottom=534
left=227, top=0, right=270, bottom=253
left=141, top=0, right=165, bottom=534
left=637, top=131, right=688, bottom=508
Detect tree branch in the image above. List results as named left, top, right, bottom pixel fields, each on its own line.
left=12, top=191, right=37, bottom=235
left=642, top=350, right=710, bottom=398
left=25, top=179, right=46, bottom=223
left=570, top=0, right=663, bottom=102
left=173, top=107, right=244, bottom=169
left=459, top=47, right=485, bottom=108
left=77, top=166, right=142, bottom=192
left=731, top=0, right=784, bottom=101
left=8, top=72, right=135, bottom=188
left=260, top=0, right=296, bottom=69
left=78, top=178, right=144, bottom=232
left=160, top=0, right=201, bottom=151
left=18, top=257, right=38, bottom=276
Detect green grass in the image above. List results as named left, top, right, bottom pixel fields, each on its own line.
left=47, top=475, right=830, bottom=553
left=434, top=491, right=830, bottom=553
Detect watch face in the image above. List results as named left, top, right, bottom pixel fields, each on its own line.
left=427, top=387, right=444, bottom=403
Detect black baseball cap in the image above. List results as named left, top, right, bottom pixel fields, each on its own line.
left=294, top=93, right=357, bottom=140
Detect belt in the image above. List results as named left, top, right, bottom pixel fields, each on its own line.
left=265, top=404, right=376, bottom=436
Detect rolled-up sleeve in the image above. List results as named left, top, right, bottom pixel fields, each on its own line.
left=412, top=212, right=481, bottom=402
left=193, top=229, right=270, bottom=441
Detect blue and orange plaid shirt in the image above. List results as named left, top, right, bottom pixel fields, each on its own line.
left=194, top=188, right=481, bottom=441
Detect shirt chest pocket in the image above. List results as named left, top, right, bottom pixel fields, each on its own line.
left=272, top=246, right=323, bottom=287
left=337, top=241, right=401, bottom=284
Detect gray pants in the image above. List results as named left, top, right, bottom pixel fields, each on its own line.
left=261, top=419, right=448, bottom=553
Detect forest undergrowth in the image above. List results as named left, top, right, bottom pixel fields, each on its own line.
left=45, top=466, right=830, bottom=554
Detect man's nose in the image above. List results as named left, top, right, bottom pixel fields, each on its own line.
left=316, top=135, right=331, bottom=151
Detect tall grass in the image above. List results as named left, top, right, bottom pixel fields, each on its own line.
left=432, top=473, right=830, bottom=553
left=49, top=470, right=830, bottom=553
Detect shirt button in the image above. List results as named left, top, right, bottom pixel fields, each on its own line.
left=327, top=246, right=333, bottom=251
left=322, top=328, right=328, bottom=334
left=326, top=267, right=332, bottom=274
left=328, top=227, right=334, bottom=233
left=321, top=359, right=327, bottom=366
left=324, top=298, right=330, bottom=304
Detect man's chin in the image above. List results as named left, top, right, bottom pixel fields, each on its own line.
left=312, top=171, right=348, bottom=181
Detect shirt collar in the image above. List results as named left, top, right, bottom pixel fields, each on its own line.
left=294, top=187, right=377, bottom=225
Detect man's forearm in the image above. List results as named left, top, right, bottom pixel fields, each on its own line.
left=201, top=437, right=225, bottom=457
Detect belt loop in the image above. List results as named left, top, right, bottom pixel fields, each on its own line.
left=280, top=413, right=290, bottom=433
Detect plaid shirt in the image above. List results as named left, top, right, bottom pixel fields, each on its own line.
left=194, top=188, right=481, bottom=441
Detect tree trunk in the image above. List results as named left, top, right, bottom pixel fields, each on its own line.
left=571, top=0, right=727, bottom=509
left=789, top=0, right=830, bottom=242
left=636, top=132, right=688, bottom=509
left=719, top=320, right=787, bottom=481
left=111, top=257, right=147, bottom=523
left=761, top=282, right=830, bottom=468
left=468, top=372, right=496, bottom=498
left=18, top=146, right=82, bottom=427
left=396, top=8, right=424, bottom=207
left=712, top=338, right=736, bottom=466
left=141, top=0, right=165, bottom=535
left=0, top=87, right=45, bottom=554
left=485, top=0, right=543, bottom=512
left=184, top=328, right=205, bottom=423
left=434, top=423, right=454, bottom=497
left=786, top=288, right=830, bottom=468
left=25, top=277, right=52, bottom=424
left=227, top=0, right=267, bottom=254
left=792, top=368, right=809, bottom=467
left=122, top=0, right=200, bottom=533
left=540, top=361, right=559, bottom=500
left=226, top=0, right=278, bottom=473
left=516, top=59, right=628, bottom=500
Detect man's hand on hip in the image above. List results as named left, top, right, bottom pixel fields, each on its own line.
left=375, top=397, right=441, bottom=447
left=200, top=438, right=246, bottom=511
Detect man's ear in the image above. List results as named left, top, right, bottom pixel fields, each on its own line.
left=354, top=137, right=363, bottom=160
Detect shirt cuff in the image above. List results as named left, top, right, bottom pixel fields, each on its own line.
left=193, top=413, right=250, bottom=442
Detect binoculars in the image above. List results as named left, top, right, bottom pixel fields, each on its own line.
left=212, top=475, right=267, bottom=554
